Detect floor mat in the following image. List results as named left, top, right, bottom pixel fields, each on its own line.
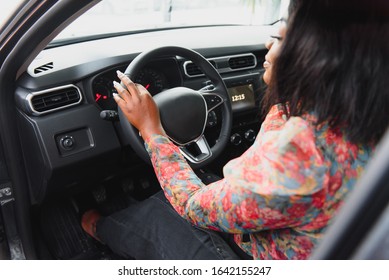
left=40, top=199, right=119, bottom=259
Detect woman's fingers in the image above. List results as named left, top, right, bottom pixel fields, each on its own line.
left=135, top=83, right=149, bottom=96
left=111, top=71, right=164, bottom=138
left=112, top=92, right=124, bottom=106
left=113, top=70, right=152, bottom=107
left=113, top=81, right=130, bottom=103
left=116, top=70, right=141, bottom=101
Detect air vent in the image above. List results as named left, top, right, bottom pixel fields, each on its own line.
left=185, top=63, right=203, bottom=76
left=183, top=53, right=257, bottom=78
left=27, top=85, right=82, bottom=115
left=34, top=62, right=54, bottom=74
left=184, top=60, right=216, bottom=77
left=228, top=55, right=256, bottom=69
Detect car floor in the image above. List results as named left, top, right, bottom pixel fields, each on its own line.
left=34, top=170, right=162, bottom=260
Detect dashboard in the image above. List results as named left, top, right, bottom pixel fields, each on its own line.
left=14, top=25, right=271, bottom=204
left=92, top=58, right=182, bottom=110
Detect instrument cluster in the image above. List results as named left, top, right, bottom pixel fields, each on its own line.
left=92, top=67, right=169, bottom=110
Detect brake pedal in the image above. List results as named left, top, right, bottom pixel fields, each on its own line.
left=92, top=185, right=107, bottom=204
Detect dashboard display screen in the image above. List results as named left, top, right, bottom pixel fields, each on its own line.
left=227, top=84, right=256, bottom=112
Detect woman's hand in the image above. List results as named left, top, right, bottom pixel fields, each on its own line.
left=113, top=70, right=166, bottom=140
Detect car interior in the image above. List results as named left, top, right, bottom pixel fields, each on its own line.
left=19, top=38, right=269, bottom=259
left=0, top=0, right=388, bottom=260
left=0, top=0, right=277, bottom=260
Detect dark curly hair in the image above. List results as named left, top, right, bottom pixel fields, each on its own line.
left=263, top=0, right=389, bottom=145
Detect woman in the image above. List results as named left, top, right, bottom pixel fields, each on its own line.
left=82, top=0, right=389, bottom=259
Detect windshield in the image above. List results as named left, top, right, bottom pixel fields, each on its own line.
left=54, top=0, right=289, bottom=42
left=0, top=0, right=25, bottom=27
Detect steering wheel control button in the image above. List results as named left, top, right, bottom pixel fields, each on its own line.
left=60, top=136, right=75, bottom=150
left=207, top=111, right=218, bottom=127
left=203, top=94, right=223, bottom=111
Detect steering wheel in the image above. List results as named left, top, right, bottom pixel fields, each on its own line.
left=118, top=46, right=232, bottom=169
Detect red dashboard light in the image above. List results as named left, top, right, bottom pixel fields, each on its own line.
left=95, top=93, right=102, bottom=102
left=95, top=93, right=108, bottom=102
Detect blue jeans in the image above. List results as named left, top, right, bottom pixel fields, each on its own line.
left=96, top=191, right=244, bottom=260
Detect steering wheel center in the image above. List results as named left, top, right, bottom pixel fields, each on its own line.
left=154, top=87, right=207, bottom=146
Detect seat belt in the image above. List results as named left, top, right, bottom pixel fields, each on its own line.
left=0, top=138, right=26, bottom=260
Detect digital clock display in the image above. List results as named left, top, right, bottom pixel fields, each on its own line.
left=227, top=84, right=256, bottom=112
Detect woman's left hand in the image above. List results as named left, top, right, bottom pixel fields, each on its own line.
left=113, top=70, right=166, bottom=140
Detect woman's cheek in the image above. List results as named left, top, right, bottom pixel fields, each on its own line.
left=263, top=68, right=271, bottom=85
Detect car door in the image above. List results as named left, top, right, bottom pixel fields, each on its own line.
left=0, top=0, right=100, bottom=260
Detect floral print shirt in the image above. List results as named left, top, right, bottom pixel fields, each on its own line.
left=145, top=104, right=373, bottom=259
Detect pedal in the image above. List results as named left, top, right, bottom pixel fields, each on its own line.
left=92, top=185, right=107, bottom=204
